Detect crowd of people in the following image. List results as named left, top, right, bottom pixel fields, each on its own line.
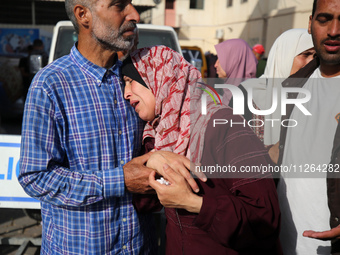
left=18, top=0, right=340, bottom=254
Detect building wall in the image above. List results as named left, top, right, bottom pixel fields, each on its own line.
left=1, top=0, right=314, bottom=58
left=152, top=1, right=167, bottom=25
left=0, top=24, right=54, bottom=34
left=151, top=0, right=313, bottom=56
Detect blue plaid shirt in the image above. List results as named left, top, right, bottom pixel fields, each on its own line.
left=19, top=45, right=155, bottom=254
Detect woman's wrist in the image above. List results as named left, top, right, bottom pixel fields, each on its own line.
left=184, top=194, right=203, bottom=213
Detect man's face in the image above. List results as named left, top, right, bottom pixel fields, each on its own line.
left=309, top=0, right=340, bottom=67
left=91, top=0, right=140, bottom=52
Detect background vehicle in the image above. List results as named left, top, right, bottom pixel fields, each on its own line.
left=0, top=20, right=181, bottom=254
left=1, top=19, right=183, bottom=210
left=181, top=46, right=208, bottom=78
left=0, top=20, right=183, bottom=209
left=49, top=21, right=182, bottom=63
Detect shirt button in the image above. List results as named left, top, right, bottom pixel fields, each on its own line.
left=114, top=100, right=117, bottom=104
left=120, top=160, right=124, bottom=165
left=118, top=130, right=122, bottom=135
left=122, top=218, right=127, bottom=222
left=123, top=245, right=127, bottom=249
left=335, top=217, right=339, bottom=222
left=279, top=145, right=284, bottom=149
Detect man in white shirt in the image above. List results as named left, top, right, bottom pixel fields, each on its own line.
left=276, top=0, right=340, bottom=254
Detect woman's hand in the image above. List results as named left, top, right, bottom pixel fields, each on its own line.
left=149, top=164, right=203, bottom=213
left=146, top=150, right=207, bottom=193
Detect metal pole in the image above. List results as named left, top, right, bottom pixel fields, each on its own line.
left=15, top=240, right=31, bottom=255
left=31, top=0, right=36, bottom=25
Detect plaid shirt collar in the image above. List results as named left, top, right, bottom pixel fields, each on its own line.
left=70, top=43, right=122, bottom=86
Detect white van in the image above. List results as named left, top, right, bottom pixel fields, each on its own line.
left=49, top=21, right=182, bottom=63
left=0, top=21, right=182, bottom=210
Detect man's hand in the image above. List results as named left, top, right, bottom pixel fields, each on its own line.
left=149, top=164, right=203, bottom=213
left=146, top=151, right=207, bottom=193
left=123, top=153, right=154, bottom=194
left=303, top=225, right=340, bottom=240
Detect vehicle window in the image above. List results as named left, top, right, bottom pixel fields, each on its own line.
left=138, top=29, right=180, bottom=53
left=54, top=27, right=78, bottom=61
left=182, top=49, right=202, bottom=62
left=53, top=27, right=180, bottom=60
left=0, top=56, right=24, bottom=135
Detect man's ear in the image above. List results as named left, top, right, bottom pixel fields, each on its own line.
left=74, top=4, right=92, bottom=30
left=308, top=15, right=312, bottom=34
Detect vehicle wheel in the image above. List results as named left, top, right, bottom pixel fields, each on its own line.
left=23, top=209, right=42, bottom=221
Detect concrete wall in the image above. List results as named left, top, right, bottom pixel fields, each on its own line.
left=151, top=0, right=313, bottom=56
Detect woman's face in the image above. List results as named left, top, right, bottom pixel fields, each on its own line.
left=123, top=76, right=156, bottom=121
left=214, top=59, right=227, bottom=78
left=290, top=48, right=316, bottom=75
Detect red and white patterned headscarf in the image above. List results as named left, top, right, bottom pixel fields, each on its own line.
left=130, top=46, right=223, bottom=163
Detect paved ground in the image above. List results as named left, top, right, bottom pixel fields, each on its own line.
left=0, top=209, right=41, bottom=255
left=0, top=208, right=166, bottom=255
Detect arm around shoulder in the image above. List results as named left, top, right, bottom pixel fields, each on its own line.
left=19, top=82, right=127, bottom=207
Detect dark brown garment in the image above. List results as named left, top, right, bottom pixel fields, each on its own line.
left=135, top=108, right=282, bottom=254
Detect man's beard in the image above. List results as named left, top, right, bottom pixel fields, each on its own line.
left=92, top=20, right=137, bottom=52
left=316, top=37, right=340, bottom=66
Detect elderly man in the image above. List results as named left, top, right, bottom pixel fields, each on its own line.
left=18, top=0, right=194, bottom=254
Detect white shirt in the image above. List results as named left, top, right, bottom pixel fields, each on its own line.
left=278, top=68, right=340, bottom=255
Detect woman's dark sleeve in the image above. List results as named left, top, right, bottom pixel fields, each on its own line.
left=132, top=194, right=163, bottom=213
left=194, top=108, right=281, bottom=252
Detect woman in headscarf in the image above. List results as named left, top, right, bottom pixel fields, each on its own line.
left=241, top=28, right=315, bottom=148
left=214, top=39, right=258, bottom=106
left=122, top=45, right=282, bottom=254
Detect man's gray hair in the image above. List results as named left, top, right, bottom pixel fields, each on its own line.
left=65, top=0, right=94, bottom=33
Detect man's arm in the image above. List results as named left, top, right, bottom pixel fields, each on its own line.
left=303, top=226, right=340, bottom=240
left=268, top=142, right=280, bottom=164
left=19, top=83, right=152, bottom=207
left=123, top=153, right=154, bottom=194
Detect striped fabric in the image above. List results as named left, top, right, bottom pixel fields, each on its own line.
left=19, top=45, right=154, bottom=254
left=130, top=46, right=202, bottom=156
left=130, top=45, right=223, bottom=163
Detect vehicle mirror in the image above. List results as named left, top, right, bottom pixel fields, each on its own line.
left=29, top=54, right=43, bottom=74
left=190, top=58, right=202, bottom=70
